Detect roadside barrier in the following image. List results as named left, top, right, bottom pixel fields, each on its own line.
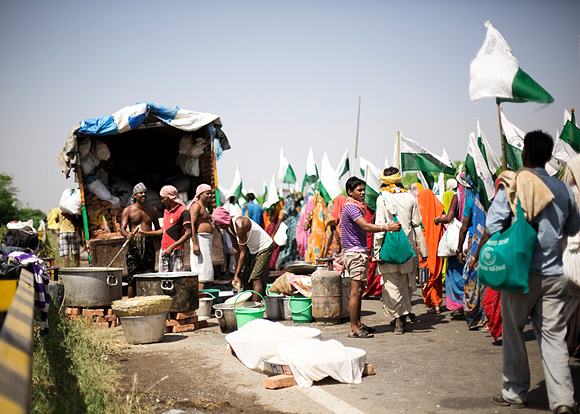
left=0, top=269, right=35, bottom=414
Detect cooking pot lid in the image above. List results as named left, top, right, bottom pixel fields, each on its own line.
left=59, top=267, right=123, bottom=273
left=134, top=271, right=199, bottom=278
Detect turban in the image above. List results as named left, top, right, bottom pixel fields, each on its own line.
left=132, top=182, right=147, bottom=197
left=192, top=184, right=212, bottom=203
left=380, top=172, right=402, bottom=186
left=159, top=185, right=185, bottom=205
left=212, top=206, right=231, bottom=226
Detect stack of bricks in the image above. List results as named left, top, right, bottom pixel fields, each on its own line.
left=85, top=192, right=123, bottom=239
left=65, top=307, right=119, bottom=328
left=165, top=310, right=209, bottom=333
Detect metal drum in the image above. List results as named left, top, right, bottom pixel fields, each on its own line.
left=60, top=267, right=123, bottom=308
left=135, top=272, right=199, bottom=313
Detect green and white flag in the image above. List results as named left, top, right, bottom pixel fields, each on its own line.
left=227, top=165, right=243, bottom=200
left=560, top=109, right=580, bottom=153
left=302, top=146, right=319, bottom=190
left=477, top=119, right=501, bottom=178
left=319, top=152, right=342, bottom=203
left=500, top=110, right=525, bottom=171
left=400, top=134, right=455, bottom=174
left=465, top=132, right=495, bottom=210
left=335, top=149, right=350, bottom=178
left=279, top=148, right=297, bottom=184
left=470, top=21, right=554, bottom=104
left=263, top=174, right=279, bottom=209
left=359, top=157, right=381, bottom=211
left=262, top=179, right=268, bottom=201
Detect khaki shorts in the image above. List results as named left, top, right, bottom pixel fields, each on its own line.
left=344, top=251, right=369, bottom=283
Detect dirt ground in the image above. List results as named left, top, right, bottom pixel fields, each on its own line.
left=114, top=291, right=580, bottom=414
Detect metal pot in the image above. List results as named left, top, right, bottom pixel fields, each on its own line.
left=60, top=267, right=123, bottom=308
left=213, top=301, right=262, bottom=333
left=135, top=272, right=198, bottom=313
left=119, top=313, right=167, bottom=344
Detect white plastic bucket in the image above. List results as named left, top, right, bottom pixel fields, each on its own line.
left=197, top=292, right=215, bottom=320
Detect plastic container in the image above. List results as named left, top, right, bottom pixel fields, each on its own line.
left=214, top=301, right=262, bottom=333
left=200, top=289, right=220, bottom=306
left=234, top=290, right=266, bottom=329
left=197, top=292, right=215, bottom=320
left=288, top=295, right=313, bottom=323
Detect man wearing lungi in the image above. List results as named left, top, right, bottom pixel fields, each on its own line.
left=189, top=184, right=215, bottom=290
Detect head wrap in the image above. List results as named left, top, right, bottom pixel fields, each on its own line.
left=132, top=182, right=147, bottom=197
left=212, top=206, right=232, bottom=225
left=456, top=172, right=471, bottom=189
left=159, top=185, right=185, bottom=205
left=380, top=172, right=403, bottom=186
left=446, top=179, right=458, bottom=192
left=192, top=184, right=212, bottom=203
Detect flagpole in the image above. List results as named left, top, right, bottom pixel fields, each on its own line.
left=354, top=96, right=361, bottom=177
left=396, top=130, right=400, bottom=170
left=496, top=102, right=507, bottom=171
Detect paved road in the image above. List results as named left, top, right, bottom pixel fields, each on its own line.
left=121, top=290, right=580, bottom=414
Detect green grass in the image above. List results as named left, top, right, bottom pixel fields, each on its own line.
left=31, top=307, right=159, bottom=414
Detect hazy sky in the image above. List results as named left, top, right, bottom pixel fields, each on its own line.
left=1, top=1, right=579, bottom=214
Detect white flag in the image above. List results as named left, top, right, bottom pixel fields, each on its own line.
left=319, top=152, right=342, bottom=203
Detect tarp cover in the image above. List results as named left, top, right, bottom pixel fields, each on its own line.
left=57, top=102, right=230, bottom=177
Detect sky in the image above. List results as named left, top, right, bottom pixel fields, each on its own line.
left=1, top=1, right=579, bottom=214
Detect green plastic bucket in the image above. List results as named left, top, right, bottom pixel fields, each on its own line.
left=200, top=289, right=220, bottom=306
left=288, top=296, right=313, bottom=323
left=234, top=290, right=266, bottom=329
left=266, top=283, right=274, bottom=296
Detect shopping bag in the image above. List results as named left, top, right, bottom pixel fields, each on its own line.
left=379, top=215, right=416, bottom=264
left=478, top=199, right=537, bottom=294
left=437, top=219, right=461, bottom=257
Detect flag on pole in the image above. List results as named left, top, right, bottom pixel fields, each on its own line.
left=470, top=21, right=554, bottom=104
left=560, top=109, right=580, bottom=153
left=400, top=134, right=455, bottom=174
left=335, top=149, right=350, bottom=178
left=319, top=152, right=343, bottom=203
left=262, top=179, right=268, bottom=201
left=302, top=146, right=319, bottom=190
left=279, top=148, right=297, bottom=184
left=359, top=157, right=381, bottom=211
left=228, top=165, right=243, bottom=200
left=263, top=174, right=279, bottom=209
left=465, top=132, right=495, bottom=210
left=500, top=110, right=525, bottom=171
left=477, top=119, right=501, bottom=178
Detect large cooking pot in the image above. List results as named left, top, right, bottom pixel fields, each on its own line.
left=60, top=267, right=123, bottom=308
left=135, top=272, right=198, bottom=313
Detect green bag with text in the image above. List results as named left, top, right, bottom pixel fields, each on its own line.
left=379, top=215, right=416, bottom=264
left=478, top=199, right=537, bottom=294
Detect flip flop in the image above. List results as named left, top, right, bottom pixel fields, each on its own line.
left=362, top=324, right=376, bottom=334
left=348, top=328, right=374, bottom=338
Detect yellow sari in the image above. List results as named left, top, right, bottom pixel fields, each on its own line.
left=305, top=194, right=334, bottom=263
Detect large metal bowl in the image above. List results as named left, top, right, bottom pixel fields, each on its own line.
left=285, top=261, right=317, bottom=275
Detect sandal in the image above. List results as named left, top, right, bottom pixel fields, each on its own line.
left=362, top=324, right=376, bottom=334
left=426, top=306, right=440, bottom=314
left=348, top=328, right=374, bottom=338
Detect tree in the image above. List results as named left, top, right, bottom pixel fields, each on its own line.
left=0, top=173, right=19, bottom=225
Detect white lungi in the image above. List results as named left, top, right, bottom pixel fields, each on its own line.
left=190, top=232, right=214, bottom=283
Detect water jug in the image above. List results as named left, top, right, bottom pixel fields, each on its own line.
left=311, top=258, right=341, bottom=324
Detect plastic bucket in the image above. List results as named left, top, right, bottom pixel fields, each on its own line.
left=288, top=296, right=313, bottom=323
left=234, top=290, right=266, bottom=329
left=214, top=301, right=261, bottom=333
left=266, top=284, right=274, bottom=295
left=197, top=292, right=215, bottom=320
left=200, top=289, right=220, bottom=306
left=119, top=313, right=167, bottom=344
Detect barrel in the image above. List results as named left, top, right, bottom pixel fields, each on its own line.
left=311, top=265, right=342, bottom=324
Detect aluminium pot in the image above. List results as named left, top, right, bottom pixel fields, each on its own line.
left=60, top=267, right=123, bottom=308
left=135, top=272, right=198, bottom=313
left=213, top=301, right=262, bottom=333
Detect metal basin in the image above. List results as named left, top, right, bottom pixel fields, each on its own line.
left=60, top=267, right=123, bottom=308
left=135, top=272, right=199, bottom=313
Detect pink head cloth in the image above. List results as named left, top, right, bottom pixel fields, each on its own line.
left=211, top=206, right=231, bottom=225
left=192, top=184, right=212, bottom=202
left=159, top=185, right=185, bottom=205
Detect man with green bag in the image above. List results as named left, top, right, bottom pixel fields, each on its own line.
left=476, top=131, right=580, bottom=413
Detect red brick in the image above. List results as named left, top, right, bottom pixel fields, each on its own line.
left=197, top=319, right=208, bottom=329
left=69, top=315, right=81, bottom=321
left=264, top=374, right=297, bottom=389
left=164, top=326, right=173, bottom=334
left=65, top=307, right=81, bottom=315
left=363, top=363, right=376, bottom=376
left=104, top=315, right=117, bottom=322
left=95, top=316, right=107, bottom=323
left=106, top=309, right=115, bottom=316
left=94, top=322, right=109, bottom=328
left=172, top=324, right=196, bottom=333
left=166, top=319, right=179, bottom=327
left=172, top=311, right=196, bottom=320
left=82, top=309, right=105, bottom=317
left=184, top=316, right=198, bottom=324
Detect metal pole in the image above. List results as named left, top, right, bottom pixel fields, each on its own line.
left=497, top=102, right=507, bottom=171
left=396, top=131, right=400, bottom=170
left=353, top=96, right=361, bottom=177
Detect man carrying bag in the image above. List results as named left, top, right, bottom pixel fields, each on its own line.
left=473, top=131, right=580, bottom=413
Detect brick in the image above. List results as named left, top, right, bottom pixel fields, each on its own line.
left=363, top=363, right=376, bottom=376
left=184, top=316, right=198, bottom=324
left=264, top=374, right=297, bottom=389
left=172, top=311, right=196, bottom=320
left=110, top=319, right=120, bottom=328
left=94, top=322, right=109, bottom=328
left=164, top=326, right=173, bottom=334
left=69, top=315, right=81, bottom=321
left=83, top=309, right=105, bottom=317
left=172, top=324, right=196, bottom=333
left=197, top=319, right=208, bottom=329
left=104, top=315, right=117, bottom=322
left=166, top=319, right=179, bottom=327
left=106, top=308, right=115, bottom=315
left=66, top=307, right=81, bottom=315
left=95, top=316, right=107, bottom=323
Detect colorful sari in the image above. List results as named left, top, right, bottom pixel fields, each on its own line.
left=296, top=196, right=313, bottom=259
left=265, top=201, right=283, bottom=270
left=463, top=192, right=487, bottom=329
left=305, top=194, right=334, bottom=263
left=276, top=195, right=301, bottom=270
left=417, top=189, right=445, bottom=308
left=442, top=190, right=463, bottom=311
left=363, top=204, right=381, bottom=297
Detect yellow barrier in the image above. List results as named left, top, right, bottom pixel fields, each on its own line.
left=0, top=269, right=35, bottom=414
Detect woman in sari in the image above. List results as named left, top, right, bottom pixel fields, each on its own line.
left=456, top=176, right=488, bottom=330
left=276, top=194, right=301, bottom=270
left=417, top=188, right=445, bottom=313
left=434, top=178, right=464, bottom=318
left=304, top=194, right=339, bottom=263
left=296, top=195, right=313, bottom=259
left=265, top=200, right=283, bottom=270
